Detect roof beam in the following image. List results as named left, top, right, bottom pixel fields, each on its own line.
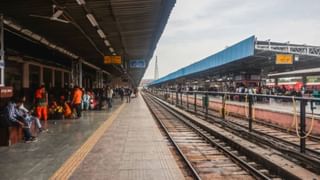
left=4, top=16, right=110, bottom=75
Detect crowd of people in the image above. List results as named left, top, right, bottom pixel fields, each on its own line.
left=187, top=84, right=320, bottom=98
left=172, top=83, right=320, bottom=104
left=2, top=84, right=138, bottom=143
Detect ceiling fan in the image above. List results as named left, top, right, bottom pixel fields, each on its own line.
left=30, top=5, right=70, bottom=24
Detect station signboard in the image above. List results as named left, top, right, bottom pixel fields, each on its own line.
left=129, top=59, right=145, bottom=68
left=0, top=86, right=13, bottom=98
left=104, top=56, right=122, bottom=65
left=275, top=54, right=293, bottom=64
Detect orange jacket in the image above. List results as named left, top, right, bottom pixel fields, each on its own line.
left=64, top=103, right=72, bottom=117
left=72, top=88, right=83, bottom=104
left=35, top=89, right=42, bottom=99
left=35, top=88, right=47, bottom=106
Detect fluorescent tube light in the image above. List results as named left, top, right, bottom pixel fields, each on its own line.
left=31, top=33, right=41, bottom=41
left=9, top=24, right=22, bottom=31
left=109, top=47, right=114, bottom=53
left=104, top=40, right=110, bottom=46
left=21, top=29, right=32, bottom=36
left=49, top=43, right=57, bottom=49
left=76, top=0, right=85, bottom=5
left=97, top=29, right=106, bottom=38
left=40, top=38, right=49, bottom=45
left=3, top=19, right=11, bottom=25
left=86, top=14, right=98, bottom=27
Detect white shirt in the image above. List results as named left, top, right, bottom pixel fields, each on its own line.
left=107, top=89, right=113, bottom=98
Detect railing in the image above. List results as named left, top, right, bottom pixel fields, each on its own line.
left=148, top=89, right=320, bottom=153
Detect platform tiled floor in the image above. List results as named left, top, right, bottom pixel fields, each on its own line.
left=70, top=95, right=184, bottom=180
left=0, top=100, right=122, bottom=180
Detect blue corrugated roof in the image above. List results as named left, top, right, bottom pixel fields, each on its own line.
left=149, top=36, right=255, bottom=86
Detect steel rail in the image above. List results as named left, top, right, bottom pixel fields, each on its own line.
left=175, top=99, right=320, bottom=173
left=142, top=94, right=202, bottom=180
left=146, top=91, right=306, bottom=179
left=144, top=93, right=275, bottom=180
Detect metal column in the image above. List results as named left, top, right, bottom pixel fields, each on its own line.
left=71, top=60, right=82, bottom=87
left=0, top=15, right=5, bottom=87
left=79, top=61, right=82, bottom=87
left=95, top=70, right=103, bottom=88
left=300, top=100, right=306, bottom=153
left=248, top=95, right=253, bottom=132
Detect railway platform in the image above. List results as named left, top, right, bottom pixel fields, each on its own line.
left=0, top=96, right=184, bottom=180
left=69, top=95, right=184, bottom=180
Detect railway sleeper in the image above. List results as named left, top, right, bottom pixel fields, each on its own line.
left=147, top=94, right=319, bottom=180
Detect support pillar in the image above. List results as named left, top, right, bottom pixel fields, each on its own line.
left=96, top=70, right=103, bottom=88
left=40, top=66, right=44, bottom=84
left=52, top=69, right=55, bottom=88
left=79, top=61, right=82, bottom=87
left=22, top=63, right=29, bottom=88
left=71, top=60, right=82, bottom=87
left=302, top=76, right=307, bottom=93
left=0, top=14, right=4, bottom=87
left=61, top=71, right=64, bottom=87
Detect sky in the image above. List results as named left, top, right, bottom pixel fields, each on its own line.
left=142, top=0, right=320, bottom=80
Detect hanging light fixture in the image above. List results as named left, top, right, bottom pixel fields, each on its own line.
left=97, top=29, right=106, bottom=38
left=86, top=14, right=98, bottom=27
left=76, top=0, right=86, bottom=5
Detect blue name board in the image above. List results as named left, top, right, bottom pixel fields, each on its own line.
left=0, top=61, right=4, bottom=68
left=130, top=59, right=145, bottom=68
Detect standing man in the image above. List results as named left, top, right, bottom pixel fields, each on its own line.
left=72, top=86, right=83, bottom=119
left=119, top=87, right=124, bottom=102
left=106, top=86, right=114, bottom=109
left=125, top=88, right=132, bottom=103
left=82, top=90, right=90, bottom=111
left=35, top=85, right=48, bottom=121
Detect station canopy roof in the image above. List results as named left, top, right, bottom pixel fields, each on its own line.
left=0, top=0, right=176, bottom=85
left=149, top=36, right=320, bottom=86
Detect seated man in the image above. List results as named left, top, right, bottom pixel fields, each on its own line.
left=48, top=101, right=64, bottom=119
left=63, top=101, right=72, bottom=119
left=19, top=96, right=48, bottom=133
left=5, top=97, right=37, bottom=143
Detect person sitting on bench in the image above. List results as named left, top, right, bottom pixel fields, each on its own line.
left=18, top=96, right=48, bottom=133
left=5, top=97, right=37, bottom=143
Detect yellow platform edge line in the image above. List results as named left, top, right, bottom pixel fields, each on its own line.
left=50, top=104, right=126, bottom=180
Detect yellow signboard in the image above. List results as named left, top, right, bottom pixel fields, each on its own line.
left=276, top=54, right=293, bottom=64
left=104, top=56, right=122, bottom=65
left=104, top=56, right=112, bottom=64
left=112, top=56, right=121, bottom=64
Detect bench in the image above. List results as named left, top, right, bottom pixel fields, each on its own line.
left=0, top=117, right=38, bottom=146
left=0, top=86, right=38, bottom=146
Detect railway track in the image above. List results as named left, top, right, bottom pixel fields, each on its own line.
left=142, top=92, right=318, bottom=180
left=155, top=93, right=320, bottom=173
left=185, top=98, right=320, bottom=173
left=206, top=110, right=320, bottom=173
